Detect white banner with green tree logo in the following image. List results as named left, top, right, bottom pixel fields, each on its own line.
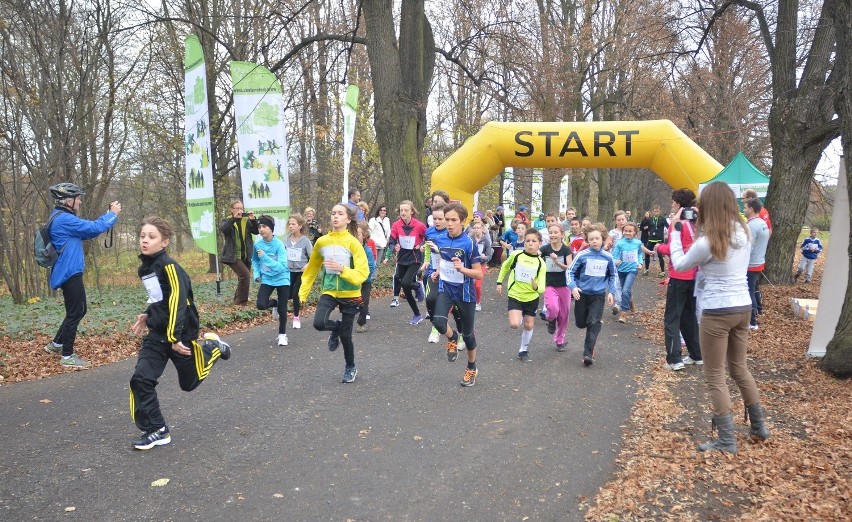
left=184, top=35, right=217, bottom=255
left=230, top=61, right=290, bottom=235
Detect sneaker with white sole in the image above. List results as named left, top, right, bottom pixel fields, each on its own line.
left=475, top=303, right=482, bottom=311
left=458, top=338, right=466, bottom=350
left=271, top=307, right=279, bottom=320
left=428, top=328, right=440, bottom=343
left=292, top=316, right=301, bottom=329
left=342, top=366, right=357, bottom=383
left=389, top=297, right=400, bottom=307
left=409, top=315, right=423, bottom=325
left=44, top=342, right=62, bottom=355
left=366, top=314, right=371, bottom=320
left=666, top=362, right=685, bottom=371
left=461, top=367, right=478, bottom=387
left=683, top=356, right=703, bottom=366
left=60, top=354, right=91, bottom=368
left=277, top=334, right=288, bottom=346
left=132, top=426, right=170, bottom=450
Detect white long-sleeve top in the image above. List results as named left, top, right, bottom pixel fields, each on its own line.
left=669, top=223, right=752, bottom=312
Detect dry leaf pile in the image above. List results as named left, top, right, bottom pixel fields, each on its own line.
left=586, top=258, right=852, bottom=521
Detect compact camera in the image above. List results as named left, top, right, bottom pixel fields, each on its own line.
left=681, top=207, right=698, bottom=221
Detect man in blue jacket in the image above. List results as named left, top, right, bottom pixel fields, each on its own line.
left=43, top=183, right=121, bottom=367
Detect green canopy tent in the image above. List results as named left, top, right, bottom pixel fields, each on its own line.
left=698, top=152, right=770, bottom=210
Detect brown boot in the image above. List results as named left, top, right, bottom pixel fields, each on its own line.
left=618, top=312, right=628, bottom=323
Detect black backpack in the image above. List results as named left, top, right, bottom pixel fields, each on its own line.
left=34, top=213, right=62, bottom=268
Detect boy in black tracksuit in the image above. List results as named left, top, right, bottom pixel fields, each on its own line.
left=129, top=217, right=230, bottom=450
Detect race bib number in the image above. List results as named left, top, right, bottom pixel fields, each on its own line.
left=545, top=256, right=563, bottom=272
left=141, top=273, right=163, bottom=304
left=399, top=235, right=416, bottom=250
left=287, top=248, right=303, bottom=262
left=584, top=259, right=607, bottom=277
left=439, top=259, right=465, bottom=284
left=430, top=251, right=440, bottom=269
left=320, top=246, right=351, bottom=275
left=514, top=264, right=535, bottom=283
left=622, top=250, right=638, bottom=264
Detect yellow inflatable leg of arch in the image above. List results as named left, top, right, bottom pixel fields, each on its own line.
left=431, top=120, right=723, bottom=213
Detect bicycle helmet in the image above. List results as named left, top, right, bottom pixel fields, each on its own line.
left=50, top=183, right=86, bottom=200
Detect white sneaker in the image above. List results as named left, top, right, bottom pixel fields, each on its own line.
left=475, top=303, right=482, bottom=311
left=683, top=356, right=703, bottom=366
left=748, top=324, right=759, bottom=331
left=271, top=307, right=279, bottom=320
left=458, top=338, right=466, bottom=350
left=669, top=362, right=685, bottom=371
left=366, top=314, right=371, bottom=320
left=277, top=334, right=288, bottom=346
left=292, top=316, right=301, bottom=329
left=428, top=328, right=440, bottom=343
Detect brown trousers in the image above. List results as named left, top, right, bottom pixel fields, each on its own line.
left=225, top=259, right=252, bottom=305
left=700, top=311, right=761, bottom=416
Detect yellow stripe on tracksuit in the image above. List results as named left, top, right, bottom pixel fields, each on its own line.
left=192, top=340, right=220, bottom=381
left=129, top=388, right=136, bottom=423
left=165, top=264, right=180, bottom=343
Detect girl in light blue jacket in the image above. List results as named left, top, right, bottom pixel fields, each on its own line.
left=252, top=215, right=291, bottom=346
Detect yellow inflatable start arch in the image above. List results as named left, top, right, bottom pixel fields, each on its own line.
left=431, top=120, right=723, bottom=213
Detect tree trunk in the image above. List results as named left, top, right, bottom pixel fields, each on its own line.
left=362, top=0, right=432, bottom=211
left=821, top=0, right=852, bottom=378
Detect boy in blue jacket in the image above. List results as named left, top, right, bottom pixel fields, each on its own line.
left=252, top=216, right=291, bottom=346
left=567, top=223, right=617, bottom=366
left=794, top=227, right=823, bottom=283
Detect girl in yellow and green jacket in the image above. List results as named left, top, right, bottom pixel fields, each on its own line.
left=496, top=228, right=547, bottom=362
left=299, top=204, right=369, bottom=383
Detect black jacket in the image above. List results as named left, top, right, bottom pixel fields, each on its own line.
left=219, top=216, right=259, bottom=264
left=138, top=249, right=199, bottom=344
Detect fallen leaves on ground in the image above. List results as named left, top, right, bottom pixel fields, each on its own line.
left=586, top=258, right=852, bottom=521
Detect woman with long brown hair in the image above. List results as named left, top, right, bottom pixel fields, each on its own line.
left=669, top=182, right=770, bottom=454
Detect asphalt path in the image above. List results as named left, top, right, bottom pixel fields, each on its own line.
left=0, top=271, right=663, bottom=521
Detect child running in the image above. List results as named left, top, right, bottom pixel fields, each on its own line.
left=612, top=222, right=649, bottom=323
left=385, top=200, right=427, bottom=323
left=468, top=219, right=493, bottom=311
left=355, top=221, right=377, bottom=333
left=497, top=228, right=546, bottom=362
left=431, top=202, right=483, bottom=386
left=285, top=213, right=313, bottom=329
left=423, top=205, right=467, bottom=348
left=129, top=216, right=231, bottom=450
left=540, top=223, right=572, bottom=352
left=253, top=215, right=291, bottom=346
left=567, top=223, right=617, bottom=366
left=299, top=204, right=370, bottom=383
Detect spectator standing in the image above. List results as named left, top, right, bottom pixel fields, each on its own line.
left=744, top=199, right=770, bottom=330
left=645, top=205, right=667, bottom=276
left=490, top=206, right=506, bottom=265
left=220, top=200, right=259, bottom=306
left=794, top=227, right=823, bottom=282
left=347, top=189, right=365, bottom=220
left=669, top=181, right=770, bottom=454
left=304, top=207, right=323, bottom=244
left=369, top=205, right=391, bottom=262
left=43, top=183, right=121, bottom=367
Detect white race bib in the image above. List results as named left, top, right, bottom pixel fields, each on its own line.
left=622, top=250, right=638, bottom=264
left=141, top=273, right=163, bottom=304
left=287, top=248, right=303, bottom=262
left=399, top=235, right=416, bottom=250
left=514, top=264, right=535, bottom=283
left=430, top=250, right=440, bottom=269
left=439, top=258, right=465, bottom=284
left=584, top=259, right=607, bottom=277
left=545, top=256, right=563, bottom=272
left=320, top=246, right=351, bottom=275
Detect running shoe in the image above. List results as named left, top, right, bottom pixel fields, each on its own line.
left=683, top=356, right=703, bottom=366
left=556, top=343, right=567, bottom=352
left=461, top=368, right=478, bottom=387
left=132, top=426, right=170, bottom=450
left=618, top=313, right=627, bottom=323
left=60, top=354, right=91, bottom=368
left=458, top=338, right=466, bottom=350
left=389, top=297, right=400, bottom=307
left=538, top=309, right=547, bottom=321
left=611, top=305, right=620, bottom=315
left=475, top=303, right=482, bottom=312
left=518, top=351, right=530, bottom=362
left=356, top=324, right=367, bottom=333
left=366, top=315, right=371, bottom=320
left=202, top=332, right=231, bottom=360
left=547, top=320, right=556, bottom=334
left=341, top=366, right=357, bottom=383
left=292, top=316, right=301, bottom=329
left=428, top=327, right=440, bottom=343
left=271, top=307, right=279, bottom=320
left=643, top=269, right=649, bottom=276
left=447, top=338, right=458, bottom=362
left=415, top=281, right=425, bottom=302
left=749, top=324, right=759, bottom=331
left=583, top=355, right=594, bottom=366
left=666, top=362, right=685, bottom=371
left=410, top=315, right=423, bottom=325
left=44, top=341, right=62, bottom=355
left=277, top=334, right=288, bottom=346
left=327, top=331, right=340, bottom=352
